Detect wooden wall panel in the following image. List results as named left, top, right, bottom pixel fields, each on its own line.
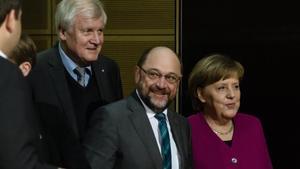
left=23, top=0, right=52, bottom=34
left=103, top=0, right=175, bottom=30
left=30, top=36, right=52, bottom=53
left=22, top=0, right=177, bottom=108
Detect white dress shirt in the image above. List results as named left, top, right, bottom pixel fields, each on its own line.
left=0, top=50, right=7, bottom=59
left=136, top=90, right=179, bottom=169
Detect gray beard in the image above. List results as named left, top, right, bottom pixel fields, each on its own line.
left=139, top=93, right=169, bottom=113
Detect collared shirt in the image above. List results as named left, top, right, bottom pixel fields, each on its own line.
left=58, top=42, right=92, bottom=86
left=0, top=50, right=7, bottom=59
left=136, top=90, right=179, bottom=169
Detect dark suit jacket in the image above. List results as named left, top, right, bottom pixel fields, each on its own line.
left=28, top=46, right=123, bottom=169
left=0, top=57, right=56, bottom=169
left=84, top=91, right=192, bottom=169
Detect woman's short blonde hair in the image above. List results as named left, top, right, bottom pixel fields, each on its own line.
left=188, top=54, right=244, bottom=111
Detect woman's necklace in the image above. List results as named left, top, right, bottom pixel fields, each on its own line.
left=204, top=115, right=234, bottom=135
left=211, top=123, right=233, bottom=135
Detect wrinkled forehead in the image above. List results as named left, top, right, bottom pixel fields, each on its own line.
left=143, top=48, right=181, bottom=75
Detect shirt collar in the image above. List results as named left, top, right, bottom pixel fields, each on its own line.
left=58, top=42, right=92, bottom=74
left=0, top=50, right=7, bottom=59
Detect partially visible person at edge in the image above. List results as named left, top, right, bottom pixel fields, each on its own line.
left=8, top=33, right=37, bottom=77
left=8, top=33, right=67, bottom=169
left=84, top=46, right=192, bottom=169
left=188, top=54, right=273, bottom=169
left=0, top=0, right=60, bottom=168
left=28, top=0, right=123, bottom=168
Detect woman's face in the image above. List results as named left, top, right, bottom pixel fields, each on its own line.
left=197, top=77, right=241, bottom=120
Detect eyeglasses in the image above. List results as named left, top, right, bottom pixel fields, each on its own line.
left=138, top=66, right=181, bottom=84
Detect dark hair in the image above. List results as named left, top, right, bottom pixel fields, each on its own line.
left=188, top=54, right=244, bottom=111
left=0, top=0, right=23, bottom=24
left=137, top=46, right=156, bottom=67
left=9, top=33, right=37, bottom=67
left=137, top=46, right=182, bottom=69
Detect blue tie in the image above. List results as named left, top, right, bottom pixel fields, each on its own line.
left=155, top=113, right=171, bottom=169
left=73, top=67, right=90, bottom=87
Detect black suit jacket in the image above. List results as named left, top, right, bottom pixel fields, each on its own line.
left=28, top=46, right=123, bottom=169
left=84, top=91, right=192, bottom=169
left=0, top=57, right=56, bottom=169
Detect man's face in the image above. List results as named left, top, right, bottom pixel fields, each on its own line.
left=135, top=48, right=181, bottom=112
left=60, top=15, right=104, bottom=66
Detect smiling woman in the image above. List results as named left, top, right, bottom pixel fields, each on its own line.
left=187, top=54, right=273, bottom=169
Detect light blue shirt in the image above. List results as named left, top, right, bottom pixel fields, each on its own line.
left=58, top=43, right=92, bottom=86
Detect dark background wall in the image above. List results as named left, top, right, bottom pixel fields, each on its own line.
left=180, top=1, right=299, bottom=168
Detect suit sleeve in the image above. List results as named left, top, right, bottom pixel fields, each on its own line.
left=255, top=118, right=274, bottom=169
left=115, top=64, right=123, bottom=99
left=83, top=107, right=118, bottom=169
left=110, top=59, right=123, bottom=100
left=0, top=61, right=38, bottom=169
left=186, top=120, right=193, bottom=169
left=0, top=60, right=57, bottom=169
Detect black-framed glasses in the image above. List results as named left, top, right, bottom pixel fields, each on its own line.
left=138, top=66, right=181, bottom=84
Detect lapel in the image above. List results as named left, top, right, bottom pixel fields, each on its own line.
left=127, top=92, right=162, bottom=169
left=168, top=110, right=185, bottom=169
left=47, top=48, right=79, bottom=137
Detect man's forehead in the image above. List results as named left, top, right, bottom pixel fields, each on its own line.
left=147, top=47, right=178, bottom=62
left=144, top=53, right=181, bottom=74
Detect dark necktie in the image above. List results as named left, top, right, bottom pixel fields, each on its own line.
left=155, top=113, right=171, bottom=169
left=73, top=67, right=86, bottom=87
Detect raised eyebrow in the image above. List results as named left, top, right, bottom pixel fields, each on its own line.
left=146, top=68, right=180, bottom=76
left=233, top=83, right=240, bottom=87
left=167, top=72, right=179, bottom=76
left=81, top=28, right=93, bottom=32
left=146, top=68, right=160, bottom=72
left=215, top=83, right=226, bottom=87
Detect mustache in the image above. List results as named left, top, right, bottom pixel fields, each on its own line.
left=150, top=86, right=170, bottom=95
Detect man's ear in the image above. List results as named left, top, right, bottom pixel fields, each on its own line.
left=134, top=66, right=140, bottom=84
left=19, top=61, right=32, bottom=77
left=59, top=27, right=67, bottom=40
left=5, top=10, right=17, bottom=33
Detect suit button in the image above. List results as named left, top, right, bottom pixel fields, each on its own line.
left=231, top=157, right=238, bottom=164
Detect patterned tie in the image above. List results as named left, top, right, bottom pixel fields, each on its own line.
left=73, top=67, right=86, bottom=87
left=155, top=113, right=171, bottom=169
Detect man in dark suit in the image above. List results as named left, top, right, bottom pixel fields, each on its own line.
left=0, top=1, right=34, bottom=167
left=84, top=46, right=192, bottom=169
left=28, top=0, right=123, bottom=169
left=0, top=0, right=58, bottom=169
